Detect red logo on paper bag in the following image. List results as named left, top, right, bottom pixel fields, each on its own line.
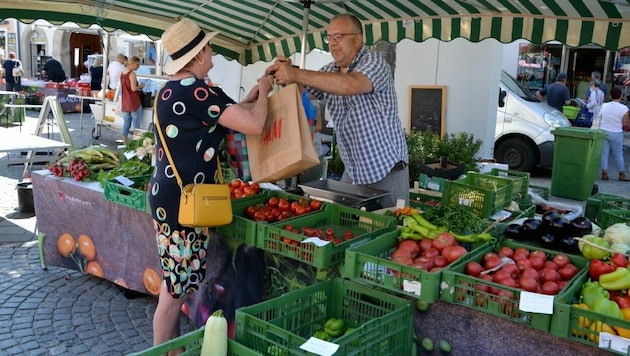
left=262, top=118, right=282, bottom=146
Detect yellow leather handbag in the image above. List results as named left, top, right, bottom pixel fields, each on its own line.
left=154, top=105, right=232, bottom=228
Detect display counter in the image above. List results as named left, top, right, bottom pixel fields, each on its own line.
left=31, top=170, right=608, bottom=353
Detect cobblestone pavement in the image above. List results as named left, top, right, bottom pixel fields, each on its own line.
left=0, top=110, right=193, bottom=355
left=0, top=110, right=628, bottom=355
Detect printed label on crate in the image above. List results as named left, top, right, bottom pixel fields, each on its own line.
left=518, top=291, right=553, bottom=314
left=114, top=175, right=134, bottom=187
left=300, top=337, right=339, bottom=356
left=599, top=332, right=630, bottom=354
left=302, top=237, right=331, bottom=247
left=402, top=280, right=421, bottom=296
left=457, top=197, right=473, bottom=207
left=362, top=262, right=392, bottom=282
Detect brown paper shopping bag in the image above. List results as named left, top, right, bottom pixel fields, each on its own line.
left=247, top=84, right=320, bottom=182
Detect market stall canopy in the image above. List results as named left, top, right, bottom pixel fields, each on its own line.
left=1, top=0, right=629, bottom=65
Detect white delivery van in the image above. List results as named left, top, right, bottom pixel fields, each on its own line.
left=494, top=70, right=571, bottom=172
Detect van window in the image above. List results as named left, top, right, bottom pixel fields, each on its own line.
left=501, top=71, right=540, bottom=102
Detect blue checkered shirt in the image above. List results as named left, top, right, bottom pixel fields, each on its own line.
left=307, top=48, right=408, bottom=184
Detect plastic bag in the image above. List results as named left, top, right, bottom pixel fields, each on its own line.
left=529, top=188, right=583, bottom=221
left=572, top=106, right=592, bottom=127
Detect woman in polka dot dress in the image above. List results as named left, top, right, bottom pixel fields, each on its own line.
left=149, top=19, right=273, bottom=347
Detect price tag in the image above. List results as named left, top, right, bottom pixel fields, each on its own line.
left=599, top=332, right=630, bottom=353
left=300, top=337, right=339, bottom=356
left=124, top=150, right=137, bottom=160
left=301, top=237, right=331, bottom=247
left=395, top=199, right=405, bottom=210
left=402, top=280, right=421, bottom=296
left=518, top=291, right=553, bottom=314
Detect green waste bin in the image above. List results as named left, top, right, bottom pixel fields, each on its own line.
left=550, top=127, right=606, bottom=200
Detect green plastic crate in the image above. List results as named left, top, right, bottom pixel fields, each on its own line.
left=439, top=240, right=588, bottom=332
left=599, top=209, right=630, bottom=230
left=342, top=229, right=488, bottom=303
left=528, top=185, right=550, bottom=200
left=126, top=326, right=261, bottom=356
left=103, top=175, right=150, bottom=213
left=585, top=193, right=630, bottom=224
left=409, top=190, right=442, bottom=211
left=551, top=272, right=630, bottom=355
left=235, top=278, right=413, bottom=356
left=257, top=204, right=396, bottom=268
left=441, top=172, right=514, bottom=218
left=214, top=190, right=324, bottom=246
left=489, top=168, right=531, bottom=201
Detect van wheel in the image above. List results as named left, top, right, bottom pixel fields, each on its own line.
left=494, top=138, right=537, bottom=172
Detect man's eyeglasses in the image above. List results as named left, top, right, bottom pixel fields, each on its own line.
left=324, top=33, right=359, bottom=44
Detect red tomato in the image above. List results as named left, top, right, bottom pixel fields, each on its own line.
left=250, top=182, right=260, bottom=192
left=558, top=264, right=579, bottom=280
left=295, top=206, right=307, bottom=215
left=552, top=254, right=571, bottom=269
left=498, top=246, right=514, bottom=258
left=530, top=250, right=547, bottom=261
left=268, top=197, right=279, bottom=208
left=442, top=246, right=467, bottom=264
left=253, top=211, right=266, bottom=221
left=421, top=247, right=440, bottom=259
left=528, top=256, right=545, bottom=270
left=397, top=240, right=421, bottom=258
left=540, top=268, right=561, bottom=283
left=290, top=201, right=301, bottom=213
left=431, top=232, right=457, bottom=251
left=544, top=261, right=559, bottom=271
left=309, top=199, right=322, bottom=211
left=433, top=255, right=448, bottom=268
left=521, top=267, right=539, bottom=281
left=465, top=261, right=483, bottom=277
left=412, top=256, right=435, bottom=271
left=484, top=255, right=503, bottom=270
left=483, top=252, right=499, bottom=263
left=519, top=277, right=538, bottom=292
left=243, top=187, right=257, bottom=196
left=278, top=199, right=290, bottom=212
left=418, top=239, right=433, bottom=253
left=540, top=281, right=560, bottom=295
left=231, top=179, right=243, bottom=188
left=516, top=258, right=532, bottom=271
left=245, top=205, right=256, bottom=218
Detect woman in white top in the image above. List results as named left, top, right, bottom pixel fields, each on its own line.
left=597, top=87, right=630, bottom=181
left=586, top=80, right=605, bottom=123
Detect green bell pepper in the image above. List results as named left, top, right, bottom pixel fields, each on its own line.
left=580, top=280, right=610, bottom=308
left=599, top=267, right=630, bottom=291
left=592, top=297, right=625, bottom=319
left=581, top=236, right=611, bottom=260
left=324, top=317, right=346, bottom=337
left=313, top=330, right=331, bottom=341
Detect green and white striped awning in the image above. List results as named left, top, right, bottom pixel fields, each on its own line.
left=1, top=0, right=629, bottom=65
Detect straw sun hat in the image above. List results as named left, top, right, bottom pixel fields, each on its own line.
left=162, top=18, right=218, bottom=75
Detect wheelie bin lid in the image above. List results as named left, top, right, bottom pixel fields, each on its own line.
left=551, top=127, right=607, bottom=139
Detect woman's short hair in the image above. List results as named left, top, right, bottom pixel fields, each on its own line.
left=610, top=87, right=622, bottom=100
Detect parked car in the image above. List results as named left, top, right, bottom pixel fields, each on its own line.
left=494, top=70, right=571, bottom=172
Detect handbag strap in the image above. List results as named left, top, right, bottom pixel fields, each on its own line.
left=153, top=92, right=224, bottom=192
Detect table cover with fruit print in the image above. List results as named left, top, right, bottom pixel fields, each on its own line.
left=33, top=171, right=163, bottom=295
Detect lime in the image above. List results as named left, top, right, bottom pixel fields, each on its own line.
left=421, top=337, right=433, bottom=351
left=416, top=299, right=430, bottom=311
left=439, top=340, right=452, bottom=353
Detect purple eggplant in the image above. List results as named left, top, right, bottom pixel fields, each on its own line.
left=570, top=216, right=593, bottom=237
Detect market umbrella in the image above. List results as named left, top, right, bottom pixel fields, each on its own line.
left=1, top=0, right=629, bottom=65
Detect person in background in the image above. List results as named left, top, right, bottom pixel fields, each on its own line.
left=89, top=57, right=103, bottom=92
left=41, top=57, right=66, bottom=83
left=535, top=72, right=571, bottom=112
left=107, top=53, right=127, bottom=90
left=267, top=14, right=409, bottom=208
left=585, top=71, right=607, bottom=100
left=598, top=87, right=630, bottom=182
left=146, top=42, right=157, bottom=66
left=2, top=52, right=22, bottom=92
left=585, top=80, right=604, bottom=124
left=119, top=56, right=145, bottom=144
left=149, top=18, right=272, bottom=348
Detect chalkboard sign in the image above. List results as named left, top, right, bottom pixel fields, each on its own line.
left=408, top=85, right=446, bottom=136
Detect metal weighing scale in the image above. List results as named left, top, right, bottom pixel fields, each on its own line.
left=298, top=179, right=390, bottom=211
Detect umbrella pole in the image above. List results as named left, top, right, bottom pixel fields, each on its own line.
left=298, top=0, right=313, bottom=69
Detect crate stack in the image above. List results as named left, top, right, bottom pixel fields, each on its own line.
left=585, top=192, right=630, bottom=229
